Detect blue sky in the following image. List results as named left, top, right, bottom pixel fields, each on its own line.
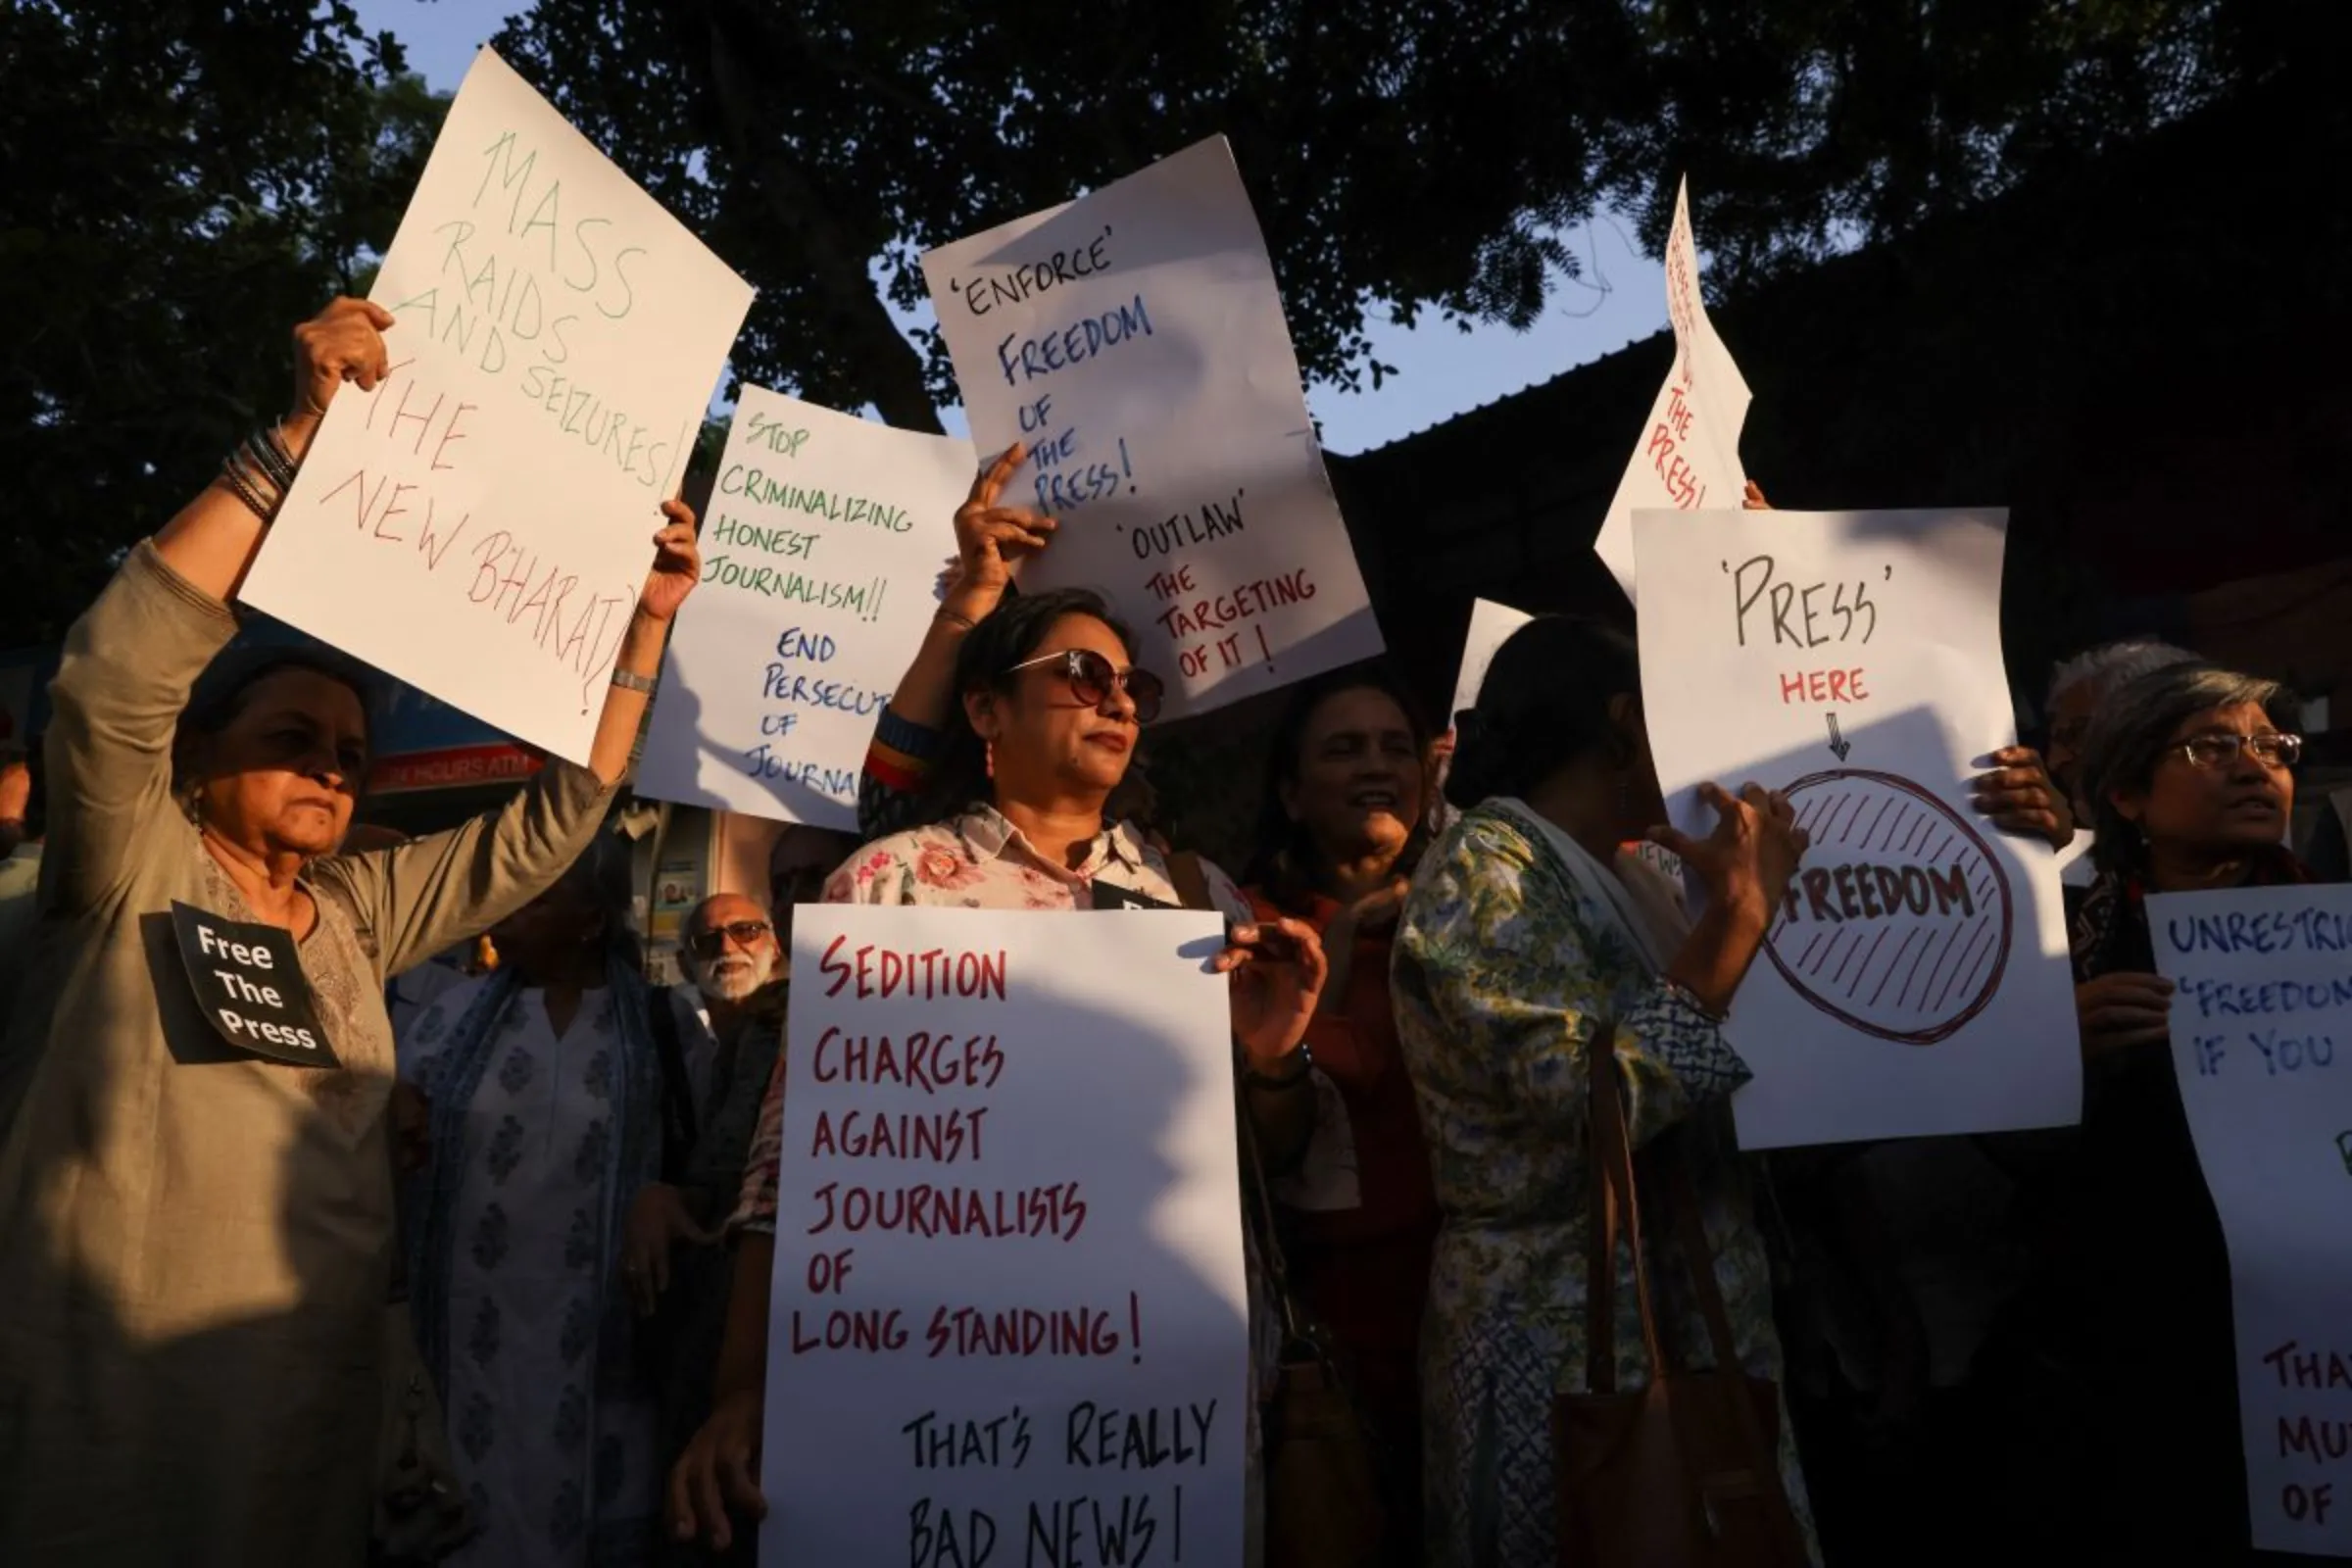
left=353, top=0, right=1671, bottom=456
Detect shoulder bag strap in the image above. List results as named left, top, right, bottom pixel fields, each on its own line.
left=1586, top=1020, right=1671, bottom=1391
left=1166, top=849, right=1216, bottom=916
left=1660, top=1134, right=1812, bottom=1561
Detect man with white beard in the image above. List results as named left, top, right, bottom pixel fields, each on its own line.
left=633, top=890, right=788, bottom=1551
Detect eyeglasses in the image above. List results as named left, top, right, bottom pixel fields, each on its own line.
left=1004, top=647, right=1165, bottom=725
left=687, top=918, right=773, bottom=959
left=2173, top=730, right=2302, bottom=769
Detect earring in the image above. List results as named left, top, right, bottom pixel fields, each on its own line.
left=985, top=740, right=996, bottom=780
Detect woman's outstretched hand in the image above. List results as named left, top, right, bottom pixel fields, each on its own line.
left=1971, top=745, right=2075, bottom=851
left=635, top=500, right=702, bottom=625
left=1651, top=781, right=1809, bottom=931
left=1216, top=916, right=1329, bottom=1067
left=952, top=445, right=1057, bottom=606
left=283, top=298, right=395, bottom=457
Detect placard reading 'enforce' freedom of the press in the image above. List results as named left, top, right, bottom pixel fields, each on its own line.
left=1590, top=178, right=1752, bottom=607
left=2152, top=885, right=2352, bottom=1559
left=240, top=47, right=754, bottom=765
left=760, top=906, right=1249, bottom=1567
left=920, top=136, right=1382, bottom=720
left=635, top=387, right=966, bottom=830
left=1633, top=507, right=2080, bottom=1149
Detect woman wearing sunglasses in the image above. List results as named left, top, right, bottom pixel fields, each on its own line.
left=665, top=449, right=1328, bottom=1566
left=1994, top=661, right=2322, bottom=1562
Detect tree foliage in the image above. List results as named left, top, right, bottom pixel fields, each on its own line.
left=0, top=0, right=439, bottom=641
left=489, top=0, right=2292, bottom=433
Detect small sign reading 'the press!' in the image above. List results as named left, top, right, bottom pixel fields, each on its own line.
left=172, top=902, right=340, bottom=1067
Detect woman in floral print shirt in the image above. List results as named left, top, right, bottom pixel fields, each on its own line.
left=665, top=448, right=1328, bottom=1564
left=1393, top=614, right=1819, bottom=1568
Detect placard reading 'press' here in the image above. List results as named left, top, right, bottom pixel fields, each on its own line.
left=1633, top=507, right=2080, bottom=1149
left=171, top=903, right=339, bottom=1067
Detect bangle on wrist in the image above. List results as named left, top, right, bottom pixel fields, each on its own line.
left=1245, top=1041, right=1314, bottom=1089
left=935, top=608, right=977, bottom=632
left=610, top=667, right=657, bottom=695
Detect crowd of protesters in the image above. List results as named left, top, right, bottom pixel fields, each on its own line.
left=0, top=302, right=2337, bottom=1568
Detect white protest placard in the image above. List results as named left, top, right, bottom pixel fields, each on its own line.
left=240, top=48, right=754, bottom=763
left=763, top=906, right=1249, bottom=1566
left=920, top=137, right=1382, bottom=719
left=1633, top=507, right=2079, bottom=1148
left=635, top=388, right=965, bottom=827
left=1592, top=179, right=1752, bottom=606
left=2151, top=886, right=2352, bottom=1557
left=1448, top=599, right=1535, bottom=731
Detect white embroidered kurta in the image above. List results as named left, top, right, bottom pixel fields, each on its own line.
left=400, top=981, right=710, bottom=1567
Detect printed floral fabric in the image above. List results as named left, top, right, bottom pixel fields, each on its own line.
left=1392, top=799, right=1819, bottom=1567
left=400, top=978, right=689, bottom=1568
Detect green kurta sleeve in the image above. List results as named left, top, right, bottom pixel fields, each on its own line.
left=311, top=759, right=618, bottom=983
left=39, top=540, right=239, bottom=913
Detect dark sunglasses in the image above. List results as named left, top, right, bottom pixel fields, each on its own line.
left=1004, top=647, right=1165, bottom=725
left=687, top=918, right=773, bottom=958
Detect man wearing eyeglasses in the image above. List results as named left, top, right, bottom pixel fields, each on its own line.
left=633, top=891, right=787, bottom=1553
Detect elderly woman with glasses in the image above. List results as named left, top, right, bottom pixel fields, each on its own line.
left=665, top=446, right=1328, bottom=1566
left=2002, top=661, right=2319, bottom=1563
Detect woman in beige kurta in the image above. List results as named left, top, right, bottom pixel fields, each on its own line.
left=0, top=298, right=706, bottom=1567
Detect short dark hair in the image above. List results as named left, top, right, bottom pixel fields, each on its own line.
left=1446, top=614, right=1641, bottom=810
left=2078, top=661, right=2301, bottom=876
left=919, top=588, right=1142, bottom=822
left=1243, top=663, right=1431, bottom=912
left=174, top=645, right=378, bottom=793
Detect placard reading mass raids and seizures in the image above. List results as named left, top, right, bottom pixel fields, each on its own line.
left=241, top=47, right=754, bottom=765
left=635, top=387, right=965, bottom=830
left=920, top=136, right=1382, bottom=720
left=762, top=906, right=1249, bottom=1567
left=2152, top=886, right=2352, bottom=1559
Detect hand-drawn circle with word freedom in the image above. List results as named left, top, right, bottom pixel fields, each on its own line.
left=1764, top=768, right=2013, bottom=1046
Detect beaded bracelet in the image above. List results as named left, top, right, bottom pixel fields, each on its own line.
left=244, top=423, right=299, bottom=492
left=218, top=450, right=277, bottom=523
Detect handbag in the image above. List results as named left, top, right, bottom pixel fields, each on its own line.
left=1162, top=851, right=1387, bottom=1568
left=1243, top=1084, right=1389, bottom=1568
left=1552, top=1021, right=1809, bottom=1568
left=373, top=1295, right=476, bottom=1564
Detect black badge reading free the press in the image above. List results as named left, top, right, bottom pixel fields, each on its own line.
left=172, top=902, right=341, bottom=1068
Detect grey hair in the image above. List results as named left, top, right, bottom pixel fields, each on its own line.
left=2078, top=662, right=2300, bottom=876
left=2046, top=637, right=2200, bottom=712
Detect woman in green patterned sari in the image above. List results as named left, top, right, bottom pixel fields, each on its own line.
left=1393, top=614, right=1816, bottom=1568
